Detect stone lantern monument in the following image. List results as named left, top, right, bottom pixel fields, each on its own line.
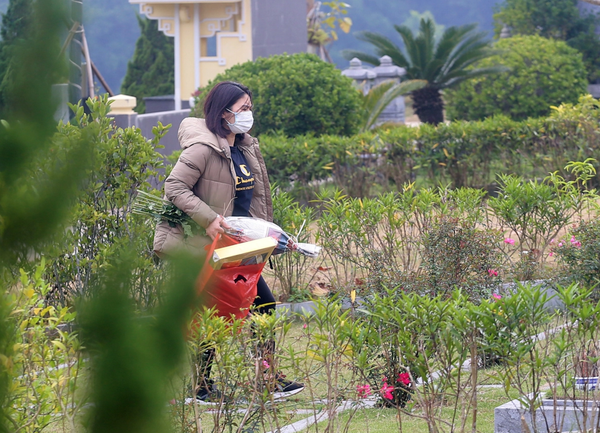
left=342, top=55, right=408, bottom=125
left=341, top=57, right=376, bottom=93
left=371, top=55, right=407, bottom=124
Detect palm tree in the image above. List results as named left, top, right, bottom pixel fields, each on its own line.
left=342, top=18, right=507, bottom=125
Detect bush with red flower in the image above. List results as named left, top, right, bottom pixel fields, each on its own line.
left=377, top=370, right=414, bottom=408
left=553, top=220, right=600, bottom=299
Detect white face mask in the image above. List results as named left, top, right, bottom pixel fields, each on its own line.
left=226, top=109, right=254, bottom=134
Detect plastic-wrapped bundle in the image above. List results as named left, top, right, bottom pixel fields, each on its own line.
left=223, top=217, right=321, bottom=257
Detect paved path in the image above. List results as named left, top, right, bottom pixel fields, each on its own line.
left=267, top=398, right=378, bottom=433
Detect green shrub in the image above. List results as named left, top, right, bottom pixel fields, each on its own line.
left=41, top=97, right=168, bottom=307
left=554, top=219, right=600, bottom=296
left=191, top=53, right=362, bottom=137
left=421, top=216, right=503, bottom=299
left=7, top=261, right=85, bottom=432
left=314, top=187, right=494, bottom=299
left=446, top=35, right=588, bottom=122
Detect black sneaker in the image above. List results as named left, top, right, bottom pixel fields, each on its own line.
left=196, top=382, right=227, bottom=405
left=271, top=374, right=305, bottom=400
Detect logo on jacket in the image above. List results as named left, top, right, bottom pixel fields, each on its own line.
left=240, top=164, right=251, bottom=176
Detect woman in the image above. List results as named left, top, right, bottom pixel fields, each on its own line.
left=154, top=81, right=304, bottom=402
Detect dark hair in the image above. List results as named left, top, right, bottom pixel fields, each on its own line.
left=203, top=81, right=252, bottom=138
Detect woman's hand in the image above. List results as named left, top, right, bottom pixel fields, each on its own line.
left=206, top=215, right=232, bottom=240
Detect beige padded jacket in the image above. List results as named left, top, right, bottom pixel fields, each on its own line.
left=153, top=117, right=273, bottom=257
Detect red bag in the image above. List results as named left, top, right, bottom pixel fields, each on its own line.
left=194, top=233, right=267, bottom=321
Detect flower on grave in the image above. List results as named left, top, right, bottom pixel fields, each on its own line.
left=357, top=384, right=372, bottom=398
left=504, top=238, right=515, bottom=245
left=397, top=372, right=410, bottom=386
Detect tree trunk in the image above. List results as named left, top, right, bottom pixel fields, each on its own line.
left=412, top=86, right=444, bottom=125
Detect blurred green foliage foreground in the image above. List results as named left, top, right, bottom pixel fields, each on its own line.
left=0, top=2, right=202, bottom=432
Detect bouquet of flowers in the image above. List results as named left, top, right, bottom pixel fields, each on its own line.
left=132, top=190, right=200, bottom=238
left=133, top=190, right=320, bottom=257
left=223, top=216, right=320, bottom=257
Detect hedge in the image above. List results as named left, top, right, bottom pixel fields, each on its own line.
left=259, top=95, right=600, bottom=197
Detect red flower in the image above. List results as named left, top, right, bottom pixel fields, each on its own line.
left=397, top=372, right=410, bottom=385
left=357, top=384, right=371, bottom=398
left=381, top=381, right=394, bottom=400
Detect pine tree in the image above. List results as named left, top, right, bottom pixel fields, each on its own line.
left=121, top=16, right=174, bottom=113
left=0, top=0, right=33, bottom=115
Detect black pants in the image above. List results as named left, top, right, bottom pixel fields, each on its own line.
left=254, top=276, right=276, bottom=314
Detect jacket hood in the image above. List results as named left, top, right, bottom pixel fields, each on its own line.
left=178, top=117, right=223, bottom=151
